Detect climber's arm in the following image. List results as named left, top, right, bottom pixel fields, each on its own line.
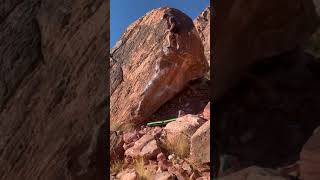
left=168, top=17, right=176, bottom=32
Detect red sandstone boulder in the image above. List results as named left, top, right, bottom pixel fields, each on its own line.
left=110, top=7, right=208, bottom=125
left=194, top=7, right=210, bottom=66
left=0, top=0, right=108, bottom=179
left=125, top=134, right=161, bottom=160
left=164, top=114, right=206, bottom=146
left=190, top=121, right=210, bottom=164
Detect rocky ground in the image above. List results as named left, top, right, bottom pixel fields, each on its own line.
left=0, top=0, right=108, bottom=179
left=110, top=103, right=210, bottom=180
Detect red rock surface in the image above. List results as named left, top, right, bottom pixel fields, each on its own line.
left=0, top=0, right=108, bottom=179
left=190, top=121, right=210, bottom=164
left=202, top=102, right=210, bottom=120
left=125, top=134, right=161, bottom=160
left=164, top=114, right=206, bottom=145
left=194, top=6, right=210, bottom=66
left=111, top=131, right=125, bottom=162
left=110, top=7, right=208, bottom=125
left=153, top=171, right=175, bottom=180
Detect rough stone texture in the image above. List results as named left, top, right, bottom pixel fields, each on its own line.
left=196, top=177, right=210, bottom=180
left=0, top=0, right=108, bottom=179
left=219, top=166, right=286, bottom=180
left=190, top=121, right=210, bottom=164
left=120, top=171, right=138, bottom=180
left=194, top=6, right=210, bottom=66
left=202, top=102, right=210, bottom=120
left=164, top=114, right=206, bottom=145
left=123, top=131, right=139, bottom=144
left=110, top=7, right=208, bottom=125
left=214, top=0, right=319, bottom=98
left=300, top=126, right=320, bottom=180
left=110, top=131, right=125, bottom=162
left=218, top=50, right=320, bottom=167
left=125, top=134, right=161, bottom=160
left=153, top=171, right=175, bottom=180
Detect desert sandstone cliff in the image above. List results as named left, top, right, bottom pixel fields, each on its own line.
left=0, top=0, right=108, bottom=179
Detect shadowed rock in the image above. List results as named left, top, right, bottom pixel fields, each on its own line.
left=0, top=0, right=108, bottom=179
left=214, top=0, right=319, bottom=98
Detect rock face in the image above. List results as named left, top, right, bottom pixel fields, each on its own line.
left=214, top=0, right=319, bottom=98
left=300, top=126, right=320, bottom=180
left=110, top=7, right=208, bottom=125
left=0, top=0, right=108, bottom=179
left=190, top=121, right=210, bottom=164
left=202, top=102, right=210, bottom=120
left=194, top=6, right=210, bottom=65
left=110, top=131, right=125, bottom=162
left=219, top=166, right=286, bottom=180
left=125, top=134, right=161, bottom=160
left=153, top=171, right=175, bottom=180
left=218, top=50, right=320, bottom=167
left=164, top=115, right=206, bottom=145
left=119, top=171, right=138, bottom=180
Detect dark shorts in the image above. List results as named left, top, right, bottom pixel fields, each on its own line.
left=171, top=27, right=179, bottom=34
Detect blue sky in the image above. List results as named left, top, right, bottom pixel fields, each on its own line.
left=110, top=0, right=210, bottom=48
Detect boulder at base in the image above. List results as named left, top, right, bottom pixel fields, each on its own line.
left=164, top=114, right=206, bottom=146
left=190, top=121, right=210, bottom=164
left=110, top=7, right=208, bottom=125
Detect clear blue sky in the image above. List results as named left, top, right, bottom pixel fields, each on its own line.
left=110, top=0, right=210, bottom=48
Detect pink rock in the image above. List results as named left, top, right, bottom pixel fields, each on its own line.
left=196, top=176, right=210, bottom=180
left=152, top=127, right=163, bottom=137
left=153, top=171, right=175, bottom=180
left=164, top=114, right=206, bottom=145
left=182, top=161, right=192, bottom=175
left=123, top=131, right=139, bottom=144
left=190, top=172, right=201, bottom=180
left=190, top=121, right=210, bottom=164
left=140, top=139, right=161, bottom=159
left=125, top=134, right=160, bottom=160
left=119, top=171, right=137, bottom=180
left=157, top=153, right=167, bottom=162
left=123, top=141, right=135, bottom=150
left=202, top=102, right=210, bottom=120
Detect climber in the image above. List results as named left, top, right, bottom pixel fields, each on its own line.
left=162, top=13, right=180, bottom=50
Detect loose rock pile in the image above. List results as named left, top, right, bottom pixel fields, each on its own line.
left=111, top=103, right=210, bottom=180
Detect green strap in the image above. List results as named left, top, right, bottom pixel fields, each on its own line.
left=147, top=118, right=176, bottom=127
